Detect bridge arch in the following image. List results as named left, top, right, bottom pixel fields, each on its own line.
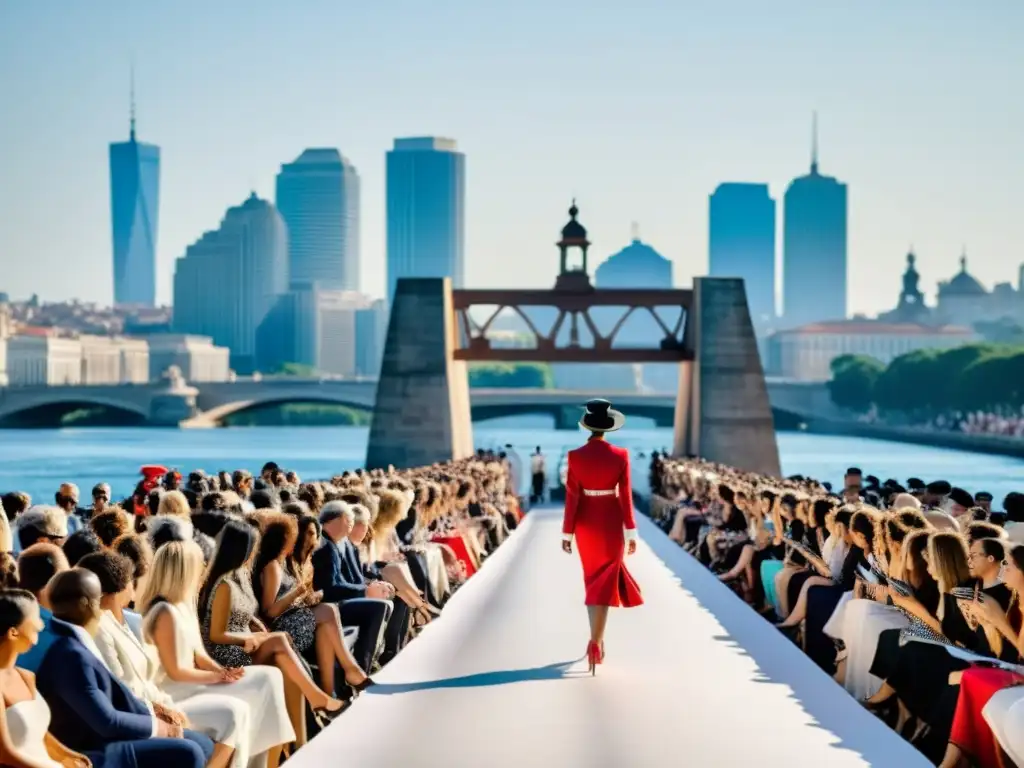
left=189, top=395, right=375, bottom=427
left=0, top=396, right=150, bottom=428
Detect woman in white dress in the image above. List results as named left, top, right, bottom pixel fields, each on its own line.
left=138, top=541, right=294, bottom=768
left=78, top=550, right=236, bottom=768
left=0, top=589, right=90, bottom=768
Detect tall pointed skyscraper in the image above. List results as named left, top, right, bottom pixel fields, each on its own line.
left=109, top=69, right=160, bottom=307
left=781, top=113, right=848, bottom=327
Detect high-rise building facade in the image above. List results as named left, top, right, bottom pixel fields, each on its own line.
left=355, top=299, right=388, bottom=377
left=173, top=193, right=288, bottom=373
left=255, top=286, right=372, bottom=377
left=276, top=149, right=360, bottom=291
left=782, top=119, right=848, bottom=328
left=109, top=106, right=160, bottom=307
left=386, top=137, right=465, bottom=302
left=709, top=183, right=777, bottom=330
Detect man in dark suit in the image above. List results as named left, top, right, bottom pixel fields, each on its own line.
left=313, top=501, right=398, bottom=671
left=336, top=517, right=411, bottom=664
left=36, top=569, right=214, bottom=768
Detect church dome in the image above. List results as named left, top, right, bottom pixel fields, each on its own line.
left=595, top=235, right=672, bottom=288
left=941, top=255, right=986, bottom=297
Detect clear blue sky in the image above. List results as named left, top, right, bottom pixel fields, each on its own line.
left=1, top=0, right=1021, bottom=316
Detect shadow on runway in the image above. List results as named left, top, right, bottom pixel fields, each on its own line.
left=367, top=658, right=587, bottom=695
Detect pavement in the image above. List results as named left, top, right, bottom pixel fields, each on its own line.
left=287, top=507, right=930, bottom=767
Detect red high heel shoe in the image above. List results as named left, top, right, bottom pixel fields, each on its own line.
left=586, top=641, right=603, bottom=675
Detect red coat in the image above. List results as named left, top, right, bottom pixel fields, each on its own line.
left=562, top=438, right=643, bottom=608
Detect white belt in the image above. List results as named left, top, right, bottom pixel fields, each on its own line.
left=583, top=488, right=617, bottom=497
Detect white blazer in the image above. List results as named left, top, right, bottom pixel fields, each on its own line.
left=94, top=610, right=175, bottom=708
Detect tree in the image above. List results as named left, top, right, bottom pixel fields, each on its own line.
left=955, top=350, right=1024, bottom=412
left=928, top=344, right=1002, bottom=413
left=827, top=354, right=884, bottom=412
left=271, top=362, right=318, bottom=377
left=873, top=348, right=941, bottom=415
left=468, top=363, right=554, bottom=389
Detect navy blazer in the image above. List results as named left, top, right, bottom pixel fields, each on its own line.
left=35, top=618, right=154, bottom=754
left=338, top=538, right=368, bottom=586
left=312, top=537, right=367, bottom=602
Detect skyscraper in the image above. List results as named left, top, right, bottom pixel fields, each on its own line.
left=276, top=149, right=360, bottom=291
left=386, top=137, right=465, bottom=302
left=109, top=78, right=160, bottom=307
left=173, top=193, right=288, bottom=373
left=709, top=183, right=777, bottom=330
left=255, top=287, right=372, bottom=376
left=782, top=115, right=848, bottom=327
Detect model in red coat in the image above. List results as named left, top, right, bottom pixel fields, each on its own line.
left=561, top=399, right=643, bottom=675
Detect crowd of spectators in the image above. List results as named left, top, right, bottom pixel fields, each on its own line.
left=649, top=454, right=1024, bottom=767
left=0, top=452, right=520, bottom=768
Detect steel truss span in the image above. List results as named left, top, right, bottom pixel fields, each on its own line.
left=452, top=288, right=695, bottom=363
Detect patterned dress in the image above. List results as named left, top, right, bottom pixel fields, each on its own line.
left=268, top=569, right=316, bottom=654
left=201, top=572, right=260, bottom=668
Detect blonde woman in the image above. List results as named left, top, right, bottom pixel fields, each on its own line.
left=139, top=541, right=294, bottom=768
left=356, top=495, right=438, bottom=625
left=79, top=551, right=235, bottom=768
left=865, top=532, right=981, bottom=733
left=0, top=513, right=12, bottom=554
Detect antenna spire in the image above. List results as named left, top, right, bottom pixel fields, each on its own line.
left=630, top=221, right=640, bottom=242
left=129, top=58, right=137, bottom=141
left=810, top=111, right=819, bottom=174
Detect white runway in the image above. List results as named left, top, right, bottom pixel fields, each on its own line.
left=289, top=508, right=929, bottom=767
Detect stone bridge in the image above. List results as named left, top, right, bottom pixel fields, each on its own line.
left=0, top=377, right=841, bottom=429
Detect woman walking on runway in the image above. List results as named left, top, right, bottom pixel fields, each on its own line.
left=561, top=399, right=644, bottom=675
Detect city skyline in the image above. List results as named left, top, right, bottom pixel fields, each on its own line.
left=1, top=2, right=1022, bottom=316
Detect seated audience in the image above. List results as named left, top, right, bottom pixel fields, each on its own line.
left=252, top=513, right=373, bottom=698
left=14, top=544, right=69, bottom=673
left=313, top=503, right=393, bottom=672
left=0, top=588, right=91, bottom=768
left=35, top=569, right=215, bottom=768
left=200, top=522, right=346, bottom=740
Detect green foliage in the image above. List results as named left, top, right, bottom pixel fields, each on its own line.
left=271, top=362, right=318, bottom=377
left=835, top=342, right=1024, bottom=416
left=223, top=403, right=371, bottom=427
left=873, top=348, right=940, bottom=414
left=468, top=362, right=554, bottom=389
left=827, top=355, right=884, bottom=412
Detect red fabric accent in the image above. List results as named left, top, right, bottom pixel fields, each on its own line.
left=562, top=439, right=643, bottom=608
left=431, top=535, right=477, bottom=578
left=950, top=666, right=1023, bottom=768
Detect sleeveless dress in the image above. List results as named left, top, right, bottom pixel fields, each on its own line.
left=202, top=573, right=261, bottom=668
left=268, top=569, right=316, bottom=654
left=5, top=689, right=62, bottom=767
left=149, top=600, right=295, bottom=764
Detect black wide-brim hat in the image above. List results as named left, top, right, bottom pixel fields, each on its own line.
left=579, top=398, right=625, bottom=433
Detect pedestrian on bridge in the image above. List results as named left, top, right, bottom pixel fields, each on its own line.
left=561, top=399, right=643, bottom=675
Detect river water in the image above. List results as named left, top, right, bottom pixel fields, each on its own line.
left=1, top=418, right=1021, bottom=504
